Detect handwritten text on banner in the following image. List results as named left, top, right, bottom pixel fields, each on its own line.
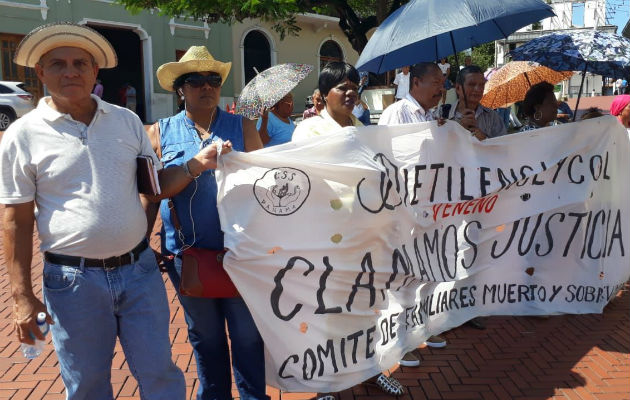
left=216, top=117, right=630, bottom=392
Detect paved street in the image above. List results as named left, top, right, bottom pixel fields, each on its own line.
left=0, top=204, right=628, bottom=400
left=565, top=96, right=616, bottom=119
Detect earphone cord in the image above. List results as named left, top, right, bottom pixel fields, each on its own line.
left=176, top=98, right=217, bottom=253
left=183, top=97, right=216, bottom=135
left=177, top=178, right=198, bottom=254
left=178, top=134, right=223, bottom=253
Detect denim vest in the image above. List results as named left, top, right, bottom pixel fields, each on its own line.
left=159, top=108, right=244, bottom=254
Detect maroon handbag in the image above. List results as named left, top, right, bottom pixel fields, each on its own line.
left=168, top=199, right=239, bottom=298
left=179, top=248, right=239, bottom=298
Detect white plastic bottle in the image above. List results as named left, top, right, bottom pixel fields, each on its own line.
left=21, top=312, right=49, bottom=359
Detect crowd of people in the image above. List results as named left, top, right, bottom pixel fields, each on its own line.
left=255, top=56, right=626, bottom=148
left=1, top=21, right=629, bottom=400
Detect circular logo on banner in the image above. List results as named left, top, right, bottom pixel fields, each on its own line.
left=253, top=167, right=311, bottom=216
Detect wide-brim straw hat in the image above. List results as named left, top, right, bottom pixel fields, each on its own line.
left=14, top=22, right=117, bottom=68
left=157, top=46, right=231, bottom=92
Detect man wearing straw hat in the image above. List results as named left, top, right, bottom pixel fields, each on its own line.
left=0, top=22, right=231, bottom=399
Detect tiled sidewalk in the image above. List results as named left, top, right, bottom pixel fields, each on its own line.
left=0, top=205, right=628, bottom=400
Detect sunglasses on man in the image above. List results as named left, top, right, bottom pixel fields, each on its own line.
left=184, top=74, right=222, bottom=88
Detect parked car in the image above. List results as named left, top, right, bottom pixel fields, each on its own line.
left=0, top=81, right=35, bottom=130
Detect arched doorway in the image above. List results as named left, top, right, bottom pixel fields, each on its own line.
left=319, top=40, right=344, bottom=70
left=243, top=30, right=271, bottom=85
left=88, top=25, right=146, bottom=122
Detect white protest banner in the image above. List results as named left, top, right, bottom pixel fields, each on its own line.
left=215, top=116, right=630, bottom=393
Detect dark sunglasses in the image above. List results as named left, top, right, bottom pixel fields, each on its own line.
left=184, top=74, right=222, bottom=88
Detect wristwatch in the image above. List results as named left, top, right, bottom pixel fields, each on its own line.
left=183, top=160, right=201, bottom=179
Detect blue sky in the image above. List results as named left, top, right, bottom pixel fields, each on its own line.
left=609, top=1, right=629, bottom=33
left=571, top=3, right=584, bottom=26
left=571, top=0, right=629, bottom=33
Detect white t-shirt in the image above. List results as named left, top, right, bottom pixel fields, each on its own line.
left=437, top=62, right=450, bottom=75
left=393, top=72, right=410, bottom=99
left=0, top=95, right=159, bottom=258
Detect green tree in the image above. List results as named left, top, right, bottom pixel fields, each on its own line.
left=118, top=0, right=408, bottom=54
left=446, top=41, right=496, bottom=81
left=119, top=0, right=500, bottom=76
left=469, top=42, right=495, bottom=72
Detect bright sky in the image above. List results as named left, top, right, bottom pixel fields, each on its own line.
left=572, top=3, right=584, bottom=26
left=570, top=0, right=628, bottom=33
left=609, top=0, right=629, bottom=33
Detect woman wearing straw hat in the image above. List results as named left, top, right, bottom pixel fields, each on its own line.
left=146, top=46, right=266, bottom=400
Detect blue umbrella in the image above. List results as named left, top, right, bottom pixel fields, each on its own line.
left=356, top=0, right=554, bottom=73
left=510, top=30, right=630, bottom=120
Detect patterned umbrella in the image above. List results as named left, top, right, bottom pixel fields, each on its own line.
left=481, top=61, right=574, bottom=109
left=510, top=30, right=630, bottom=119
left=235, top=63, right=313, bottom=119
left=509, top=30, right=630, bottom=79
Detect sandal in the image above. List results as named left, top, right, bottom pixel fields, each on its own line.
left=387, top=375, right=404, bottom=392
left=371, top=373, right=404, bottom=396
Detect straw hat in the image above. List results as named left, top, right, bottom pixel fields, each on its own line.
left=156, top=46, right=231, bottom=92
left=14, top=22, right=117, bottom=68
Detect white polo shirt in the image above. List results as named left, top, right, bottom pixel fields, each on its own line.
left=0, top=95, right=158, bottom=258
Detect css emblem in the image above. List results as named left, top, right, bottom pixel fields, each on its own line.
left=253, top=167, right=310, bottom=216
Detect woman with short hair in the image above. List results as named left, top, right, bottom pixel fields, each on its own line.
left=519, top=82, right=558, bottom=132
left=293, top=62, right=363, bottom=141
left=303, top=88, right=325, bottom=119
left=293, top=62, right=404, bottom=400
